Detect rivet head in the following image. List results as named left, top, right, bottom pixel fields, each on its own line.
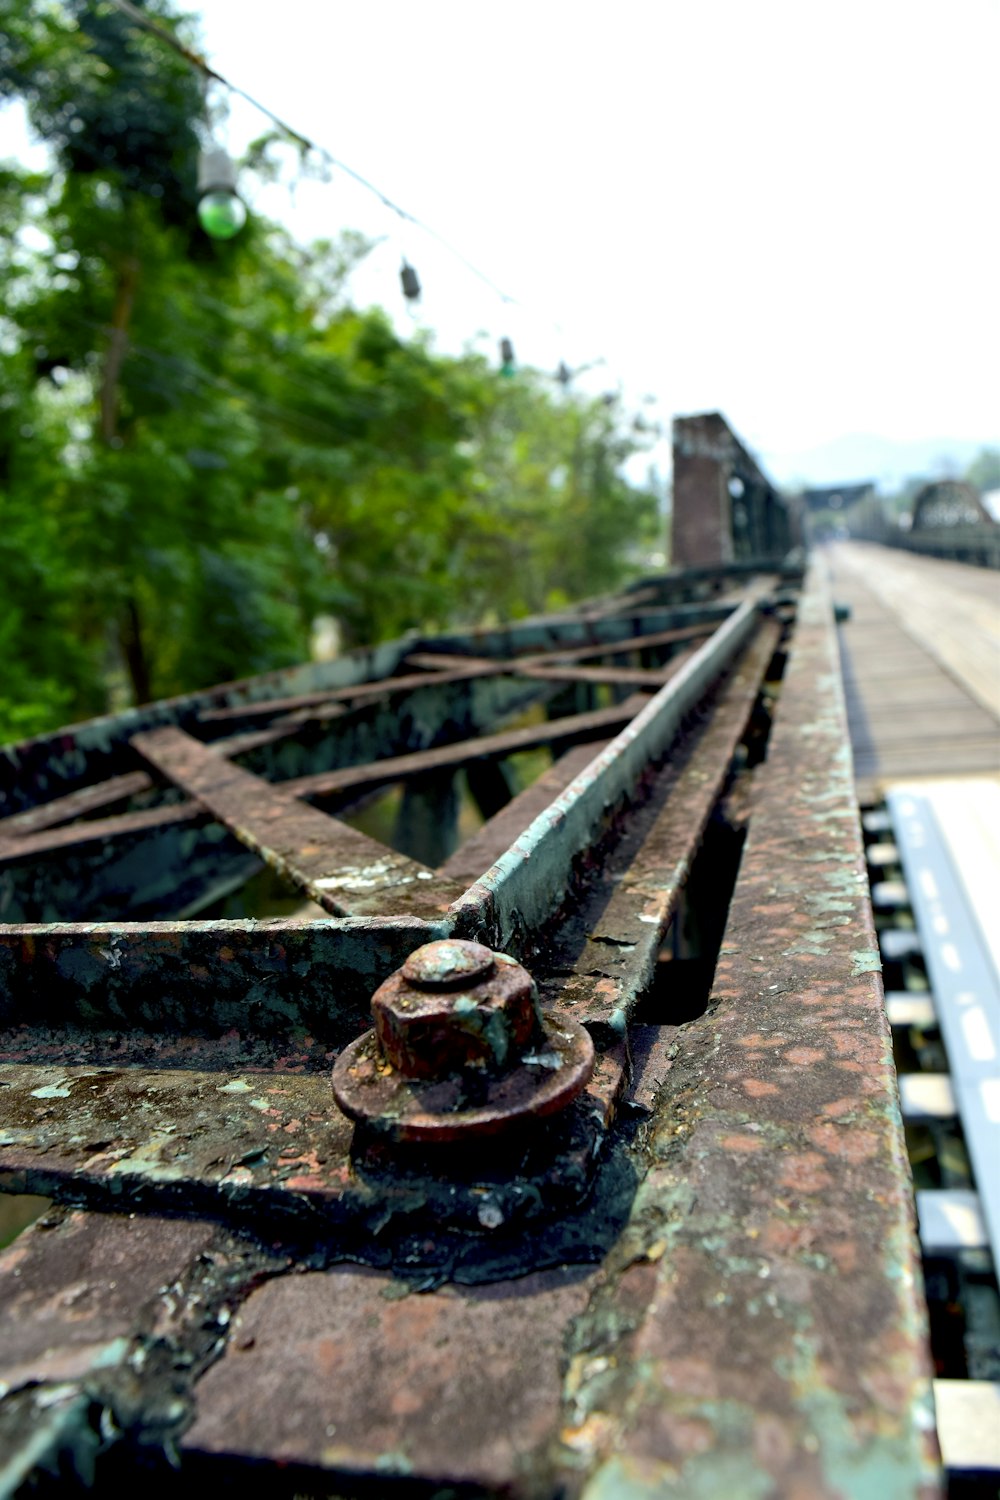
left=401, top=940, right=495, bottom=990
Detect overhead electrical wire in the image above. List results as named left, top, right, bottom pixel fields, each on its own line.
left=99, top=0, right=655, bottom=409
left=103, top=0, right=517, bottom=308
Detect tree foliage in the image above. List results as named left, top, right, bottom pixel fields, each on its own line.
left=964, top=447, right=1000, bottom=495
left=0, top=0, right=657, bottom=743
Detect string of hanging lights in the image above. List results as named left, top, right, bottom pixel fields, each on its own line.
left=104, top=0, right=661, bottom=420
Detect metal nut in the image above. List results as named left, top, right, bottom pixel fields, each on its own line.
left=371, top=939, right=540, bottom=1080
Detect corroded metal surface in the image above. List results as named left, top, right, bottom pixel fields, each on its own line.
left=0, top=1206, right=279, bottom=1488
left=184, top=1264, right=599, bottom=1490
left=0, top=1049, right=624, bottom=1237
left=0, top=917, right=447, bottom=1038
left=1, top=1211, right=215, bottom=1396
left=437, top=740, right=611, bottom=886
left=0, top=693, right=650, bottom=878
left=0, top=549, right=942, bottom=1495
left=130, top=726, right=458, bottom=919
left=333, top=1012, right=595, bottom=1143
left=561, top=563, right=940, bottom=1498
left=541, top=618, right=782, bottom=1042
left=451, top=593, right=768, bottom=952
left=374, top=941, right=537, bottom=1076
left=0, top=1061, right=358, bottom=1215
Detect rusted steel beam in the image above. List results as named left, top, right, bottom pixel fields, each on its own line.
left=130, top=727, right=459, bottom=919
left=201, top=637, right=712, bottom=731
left=440, top=624, right=777, bottom=966
left=0, top=1043, right=628, bottom=1234
left=562, top=564, right=938, bottom=1498
left=0, top=1208, right=217, bottom=1394
left=196, top=663, right=500, bottom=725
left=0, top=697, right=646, bottom=872
left=399, top=649, right=501, bottom=672
left=451, top=593, right=767, bottom=951
left=183, top=1263, right=604, bottom=1489
left=0, top=1208, right=232, bottom=1487
left=0, top=770, right=155, bottom=839
left=521, top=663, right=680, bottom=687
left=543, top=619, right=782, bottom=1041
left=0, top=917, right=446, bottom=1037
left=404, top=620, right=716, bottom=673
left=0, top=716, right=341, bottom=844
left=0, top=799, right=202, bottom=865
left=282, top=695, right=653, bottom=801
left=437, top=741, right=611, bottom=886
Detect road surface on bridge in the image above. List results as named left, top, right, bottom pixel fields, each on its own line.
left=826, top=542, right=999, bottom=800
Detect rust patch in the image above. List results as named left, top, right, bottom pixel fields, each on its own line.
left=558, top=563, right=940, bottom=1499
left=185, top=1262, right=598, bottom=1492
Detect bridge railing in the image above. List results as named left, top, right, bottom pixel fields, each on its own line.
left=880, top=478, right=1000, bottom=567
left=885, top=523, right=1000, bottom=568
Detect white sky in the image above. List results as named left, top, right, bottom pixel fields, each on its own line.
left=4, top=0, right=999, bottom=482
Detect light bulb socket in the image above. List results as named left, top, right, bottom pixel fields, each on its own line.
left=198, top=146, right=238, bottom=196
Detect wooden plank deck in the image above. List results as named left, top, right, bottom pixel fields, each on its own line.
left=825, top=542, right=999, bottom=802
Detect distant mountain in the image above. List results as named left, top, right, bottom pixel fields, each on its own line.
left=760, top=433, right=995, bottom=491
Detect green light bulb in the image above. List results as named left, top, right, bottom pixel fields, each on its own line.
left=197, top=191, right=247, bottom=240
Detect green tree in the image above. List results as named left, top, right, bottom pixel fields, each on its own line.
left=447, top=369, right=657, bottom=621
left=1, top=0, right=314, bottom=711
left=964, top=447, right=1000, bottom=494
left=0, top=0, right=659, bottom=743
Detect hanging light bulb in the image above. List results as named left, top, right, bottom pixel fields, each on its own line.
left=197, top=147, right=247, bottom=240
left=499, top=337, right=515, bottom=377
left=400, top=260, right=421, bottom=301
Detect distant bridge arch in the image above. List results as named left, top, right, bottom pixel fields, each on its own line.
left=911, top=479, right=996, bottom=531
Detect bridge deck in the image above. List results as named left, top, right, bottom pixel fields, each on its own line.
left=827, top=542, right=999, bottom=801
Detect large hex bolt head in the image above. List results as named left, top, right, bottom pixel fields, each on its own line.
left=370, top=939, right=541, bottom=1080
